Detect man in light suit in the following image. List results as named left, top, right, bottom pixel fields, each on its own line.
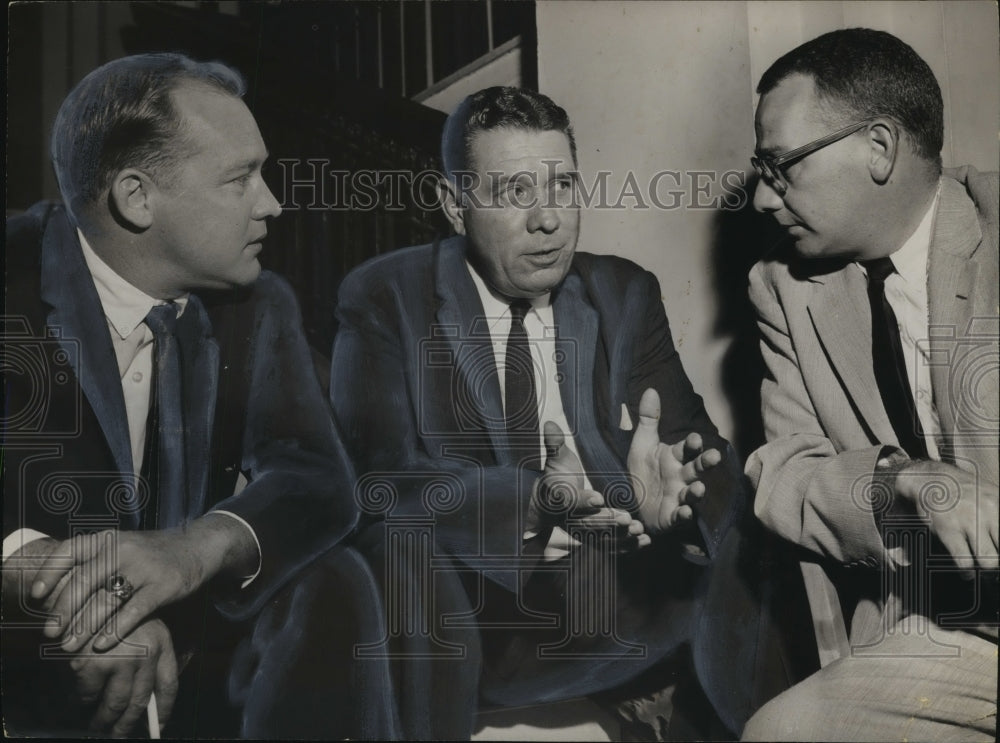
left=741, top=29, right=998, bottom=741
left=331, top=86, right=772, bottom=739
left=2, top=53, right=395, bottom=739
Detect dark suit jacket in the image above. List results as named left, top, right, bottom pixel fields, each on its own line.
left=330, top=234, right=741, bottom=590
left=3, top=201, right=358, bottom=619
left=746, top=168, right=999, bottom=641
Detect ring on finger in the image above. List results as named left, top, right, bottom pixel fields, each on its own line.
left=106, top=574, right=134, bottom=603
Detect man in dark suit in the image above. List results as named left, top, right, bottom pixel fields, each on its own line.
left=741, top=29, right=998, bottom=741
left=330, top=86, right=764, bottom=739
left=1, top=53, right=388, bottom=739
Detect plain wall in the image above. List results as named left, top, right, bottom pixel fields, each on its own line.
left=537, top=0, right=999, bottom=452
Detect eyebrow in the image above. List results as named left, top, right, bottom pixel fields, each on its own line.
left=222, top=152, right=270, bottom=177
left=488, top=171, right=534, bottom=196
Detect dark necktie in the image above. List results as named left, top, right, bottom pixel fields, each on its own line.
left=862, top=257, right=928, bottom=459
left=505, top=300, right=541, bottom=469
left=143, top=303, right=188, bottom=528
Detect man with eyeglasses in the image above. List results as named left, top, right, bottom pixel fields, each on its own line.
left=741, top=28, right=998, bottom=742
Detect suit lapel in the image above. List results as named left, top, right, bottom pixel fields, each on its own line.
left=434, top=238, right=507, bottom=459
left=926, top=177, right=983, bottom=439
left=807, top=265, right=897, bottom=444
left=553, top=270, right=622, bottom=491
left=40, top=212, right=136, bottom=498
left=585, top=263, right=633, bottom=435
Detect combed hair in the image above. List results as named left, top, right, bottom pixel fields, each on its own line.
left=51, top=53, right=246, bottom=217
left=757, top=28, right=943, bottom=166
left=441, top=86, right=577, bottom=178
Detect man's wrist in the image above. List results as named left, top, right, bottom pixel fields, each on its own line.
left=873, top=448, right=924, bottom=528
left=184, top=513, right=259, bottom=586
left=209, top=511, right=262, bottom=587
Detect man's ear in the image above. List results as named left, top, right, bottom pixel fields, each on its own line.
left=866, top=119, right=899, bottom=185
left=438, top=177, right=466, bottom=235
left=108, top=169, right=154, bottom=230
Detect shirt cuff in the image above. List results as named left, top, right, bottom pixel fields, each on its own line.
left=2, top=529, right=51, bottom=562
left=211, top=511, right=262, bottom=589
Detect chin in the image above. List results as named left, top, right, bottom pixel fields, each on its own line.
left=224, top=261, right=262, bottom=289
left=535, top=263, right=573, bottom=291
left=790, top=237, right=829, bottom=260
left=240, top=264, right=263, bottom=286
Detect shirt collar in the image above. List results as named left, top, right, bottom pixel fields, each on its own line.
left=885, top=180, right=941, bottom=284
left=465, top=260, right=551, bottom=332
left=78, top=228, right=188, bottom=340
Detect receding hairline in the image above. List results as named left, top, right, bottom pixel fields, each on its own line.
left=757, top=72, right=855, bottom=130
left=463, top=125, right=577, bottom=171
left=162, top=78, right=253, bottom=153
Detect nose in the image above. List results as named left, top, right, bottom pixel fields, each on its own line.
left=526, top=203, right=560, bottom=234
left=752, top=177, right=783, bottom=214
left=254, top=179, right=283, bottom=219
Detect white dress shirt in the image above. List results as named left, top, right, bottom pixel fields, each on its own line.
left=80, top=231, right=188, bottom=474
left=861, top=182, right=943, bottom=460
left=466, top=262, right=594, bottom=483
left=467, top=262, right=595, bottom=557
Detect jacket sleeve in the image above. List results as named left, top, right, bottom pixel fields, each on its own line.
left=745, top=261, right=890, bottom=566
left=329, top=270, right=539, bottom=593
left=212, top=273, right=359, bottom=618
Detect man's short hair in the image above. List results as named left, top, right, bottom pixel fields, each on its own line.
left=441, top=86, right=577, bottom=179
left=51, top=53, right=246, bottom=218
left=757, top=28, right=943, bottom=166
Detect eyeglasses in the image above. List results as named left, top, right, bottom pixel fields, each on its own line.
left=751, top=119, right=873, bottom=196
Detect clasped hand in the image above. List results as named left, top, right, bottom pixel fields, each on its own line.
left=68, top=618, right=178, bottom=737
left=4, top=536, right=179, bottom=736
left=29, top=526, right=210, bottom=654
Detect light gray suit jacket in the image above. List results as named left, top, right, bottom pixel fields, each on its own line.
left=746, top=167, right=998, bottom=641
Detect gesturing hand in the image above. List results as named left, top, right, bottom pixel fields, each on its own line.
left=69, top=618, right=178, bottom=737
left=626, top=388, right=722, bottom=534
left=529, top=421, right=650, bottom=551
left=30, top=514, right=255, bottom=653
